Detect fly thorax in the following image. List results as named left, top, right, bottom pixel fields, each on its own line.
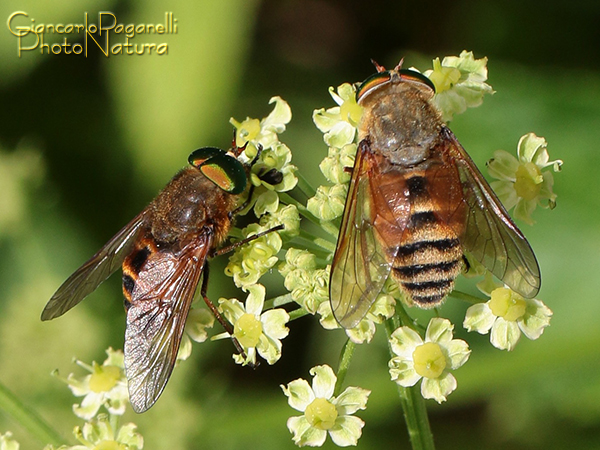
left=359, top=84, right=442, bottom=167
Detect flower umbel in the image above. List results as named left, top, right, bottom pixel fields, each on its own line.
left=389, top=318, right=470, bottom=403
left=225, top=223, right=282, bottom=289
left=56, top=348, right=129, bottom=420
left=463, top=273, right=553, bottom=351
left=282, top=365, right=370, bottom=447
left=488, top=133, right=562, bottom=224
left=231, top=96, right=298, bottom=218
left=217, top=284, right=289, bottom=366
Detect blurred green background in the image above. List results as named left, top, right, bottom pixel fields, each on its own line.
left=1, top=0, right=599, bottom=448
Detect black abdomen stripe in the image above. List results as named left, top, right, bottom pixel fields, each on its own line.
left=396, top=238, right=460, bottom=257
left=402, top=279, right=454, bottom=292
left=409, top=211, right=437, bottom=228
left=393, top=260, right=461, bottom=278
left=406, top=175, right=427, bottom=198
left=129, top=246, right=151, bottom=272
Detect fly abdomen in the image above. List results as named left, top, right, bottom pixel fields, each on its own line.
left=391, top=174, right=463, bottom=307
left=122, top=235, right=156, bottom=308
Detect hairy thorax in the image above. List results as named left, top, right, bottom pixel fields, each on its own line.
left=148, top=167, right=239, bottom=247
left=358, top=81, right=443, bottom=167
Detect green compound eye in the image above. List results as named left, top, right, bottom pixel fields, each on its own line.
left=188, top=147, right=225, bottom=168
left=188, top=147, right=248, bottom=194
left=199, top=153, right=247, bottom=194
left=356, top=71, right=392, bottom=102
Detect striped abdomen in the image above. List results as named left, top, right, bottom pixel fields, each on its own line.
left=391, top=174, right=463, bottom=307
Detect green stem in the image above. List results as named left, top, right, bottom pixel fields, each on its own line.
left=334, top=339, right=355, bottom=396
left=385, top=319, right=436, bottom=450
left=449, top=290, right=485, bottom=304
left=265, top=293, right=294, bottom=308
left=298, top=229, right=336, bottom=253
left=296, top=172, right=317, bottom=199
left=288, top=307, right=310, bottom=321
left=284, top=230, right=335, bottom=258
left=0, top=380, right=64, bottom=447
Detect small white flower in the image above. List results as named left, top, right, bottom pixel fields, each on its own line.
left=423, top=50, right=494, bottom=122
left=230, top=97, right=297, bottom=218
left=57, top=348, right=129, bottom=420
left=389, top=318, right=470, bottom=403
left=0, top=432, right=19, bottom=450
left=463, top=274, right=553, bottom=351
left=306, top=184, right=347, bottom=221
left=284, top=266, right=329, bottom=315
left=312, top=83, right=362, bottom=148
left=488, top=133, right=562, bottom=225
left=43, top=414, right=144, bottom=450
left=231, top=96, right=292, bottom=151
left=225, top=223, right=282, bottom=289
left=318, top=144, right=356, bottom=185
left=217, top=284, right=289, bottom=365
left=281, top=365, right=370, bottom=447
left=318, top=293, right=395, bottom=344
left=177, top=307, right=215, bottom=361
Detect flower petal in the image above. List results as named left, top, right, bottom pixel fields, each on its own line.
left=388, top=356, right=421, bottom=387
left=310, top=365, right=336, bottom=399
left=324, top=121, right=356, bottom=148
left=73, top=392, right=103, bottom=420
left=262, top=96, right=292, bottom=134
left=257, top=333, right=282, bottom=365
left=389, top=326, right=423, bottom=358
left=425, top=317, right=454, bottom=344
left=287, top=416, right=327, bottom=447
left=463, top=303, right=496, bottom=334
left=487, top=149, right=519, bottom=182
left=282, top=379, right=315, bottom=411
left=333, top=387, right=370, bottom=415
left=346, top=317, right=376, bottom=344
left=490, top=317, right=522, bottom=351
left=421, top=372, right=457, bottom=403
left=444, top=339, right=471, bottom=370
left=329, top=415, right=365, bottom=447
left=218, top=298, right=246, bottom=323
left=261, top=308, right=290, bottom=340
left=312, top=107, right=341, bottom=133
left=518, top=298, right=553, bottom=340
left=244, top=284, right=266, bottom=316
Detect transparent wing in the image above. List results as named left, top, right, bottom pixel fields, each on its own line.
left=124, top=232, right=211, bottom=413
left=330, top=140, right=409, bottom=328
left=42, top=212, right=148, bottom=321
left=437, top=127, right=541, bottom=297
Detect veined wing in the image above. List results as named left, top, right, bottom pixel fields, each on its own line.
left=330, top=140, right=410, bottom=328
left=437, top=127, right=540, bottom=297
left=42, top=212, right=148, bottom=321
left=124, top=231, right=211, bottom=413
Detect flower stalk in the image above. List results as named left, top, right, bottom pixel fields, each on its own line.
left=0, top=380, right=64, bottom=447
left=385, top=320, right=436, bottom=450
